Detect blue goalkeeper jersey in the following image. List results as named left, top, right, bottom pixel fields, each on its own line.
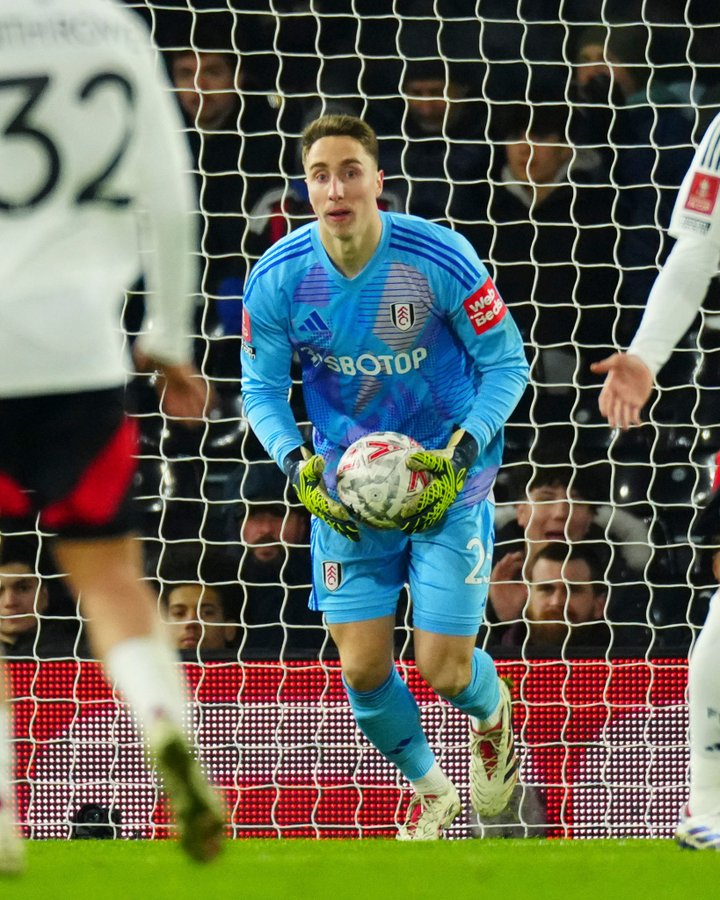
left=241, top=210, right=529, bottom=505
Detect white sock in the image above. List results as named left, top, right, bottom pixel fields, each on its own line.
left=105, top=635, right=187, bottom=744
left=410, top=761, right=454, bottom=796
left=471, top=698, right=502, bottom=733
left=688, top=589, right=720, bottom=816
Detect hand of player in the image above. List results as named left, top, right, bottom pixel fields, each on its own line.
left=288, top=450, right=360, bottom=542
left=489, top=552, right=528, bottom=622
left=398, top=429, right=478, bottom=534
left=590, top=352, right=654, bottom=431
left=135, top=349, right=215, bottom=426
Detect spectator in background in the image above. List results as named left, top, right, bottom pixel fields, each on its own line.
left=135, top=23, right=293, bottom=545
left=488, top=464, right=652, bottom=630
left=489, top=542, right=611, bottom=650
left=168, top=27, right=288, bottom=281
left=466, top=104, right=619, bottom=436
left=379, top=58, right=491, bottom=229
left=230, top=462, right=324, bottom=658
left=0, top=535, right=80, bottom=660
left=571, top=23, right=695, bottom=335
left=156, top=544, right=240, bottom=657
left=167, top=23, right=288, bottom=387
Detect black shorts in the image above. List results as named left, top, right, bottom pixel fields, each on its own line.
left=0, top=387, right=139, bottom=539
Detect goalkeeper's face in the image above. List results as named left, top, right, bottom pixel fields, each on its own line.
left=305, top=136, right=384, bottom=243
left=0, top=564, right=48, bottom=641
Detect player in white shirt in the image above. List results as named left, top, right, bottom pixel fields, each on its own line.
left=0, top=0, right=222, bottom=871
left=593, top=110, right=720, bottom=850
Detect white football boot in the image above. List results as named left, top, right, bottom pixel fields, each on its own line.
left=396, top=785, right=462, bottom=841
left=469, top=677, right=520, bottom=817
left=676, top=805, right=720, bottom=850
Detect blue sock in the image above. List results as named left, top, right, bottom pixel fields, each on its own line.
left=443, top=648, right=500, bottom=721
left=343, top=667, right=436, bottom=781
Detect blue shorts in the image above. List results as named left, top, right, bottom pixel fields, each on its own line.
left=309, top=497, right=495, bottom=636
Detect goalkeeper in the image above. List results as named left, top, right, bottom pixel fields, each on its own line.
left=592, top=110, right=720, bottom=851
left=241, top=114, right=529, bottom=839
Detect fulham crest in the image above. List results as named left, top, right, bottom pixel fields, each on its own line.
left=391, top=302, right=415, bottom=332
left=323, top=561, right=343, bottom=592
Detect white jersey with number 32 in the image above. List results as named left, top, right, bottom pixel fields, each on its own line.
left=0, top=0, right=196, bottom=397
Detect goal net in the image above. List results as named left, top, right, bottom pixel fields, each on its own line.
left=4, top=0, right=720, bottom=841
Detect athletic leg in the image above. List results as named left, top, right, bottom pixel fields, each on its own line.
left=414, top=629, right=518, bottom=817
left=410, top=499, right=518, bottom=817
left=0, top=656, right=24, bottom=876
left=53, top=535, right=223, bottom=862
left=330, top=616, right=436, bottom=779
left=676, top=589, right=720, bottom=849
left=329, top=615, right=461, bottom=840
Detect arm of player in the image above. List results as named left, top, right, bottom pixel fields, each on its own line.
left=446, top=275, right=530, bottom=456
left=240, top=295, right=308, bottom=467
left=488, top=551, right=528, bottom=622
left=398, top=428, right=479, bottom=534
left=133, top=352, right=212, bottom=424
left=283, top=447, right=360, bottom=542
left=591, top=234, right=719, bottom=429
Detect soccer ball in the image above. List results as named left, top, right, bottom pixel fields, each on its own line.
left=336, top=431, right=433, bottom=530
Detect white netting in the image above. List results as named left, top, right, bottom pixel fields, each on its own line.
left=3, top=1, right=720, bottom=840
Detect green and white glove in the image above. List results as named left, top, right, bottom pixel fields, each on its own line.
left=284, top=446, right=360, bottom=542
left=399, top=429, right=479, bottom=534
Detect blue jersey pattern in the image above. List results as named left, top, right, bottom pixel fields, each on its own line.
left=241, top=211, right=529, bottom=506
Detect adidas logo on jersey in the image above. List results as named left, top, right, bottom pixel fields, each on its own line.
left=300, top=311, right=330, bottom=333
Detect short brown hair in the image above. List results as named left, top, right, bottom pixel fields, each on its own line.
left=301, top=114, right=379, bottom=166
left=526, top=542, right=606, bottom=593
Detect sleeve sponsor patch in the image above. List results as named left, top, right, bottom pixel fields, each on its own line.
left=684, top=172, right=720, bottom=217
left=678, top=215, right=711, bottom=235
left=242, top=307, right=252, bottom=342
left=463, top=277, right=507, bottom=335
left=241, top=307, right=256, bottom=358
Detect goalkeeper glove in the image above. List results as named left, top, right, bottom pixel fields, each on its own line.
left=399, top=429, right=478, bottom=534
left=284, top=446, right=360, bottom=542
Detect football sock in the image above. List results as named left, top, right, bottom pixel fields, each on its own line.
left=411, top=761, right=454, bottom=796
left=688, top=589, right=720, bottom=815
left=442, top=648, right=501, bottom=729
left=105, top=635, right=187, bottom=743
left=343, top=667, right=436, bottom=781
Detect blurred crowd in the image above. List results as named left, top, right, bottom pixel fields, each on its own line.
left=3, top=0, right=720, bottom=661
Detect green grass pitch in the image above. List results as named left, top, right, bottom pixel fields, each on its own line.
left=2, top=839, right=716, bottom=900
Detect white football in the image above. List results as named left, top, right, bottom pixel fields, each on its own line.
left=336, top=431, right=433, bottom=530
